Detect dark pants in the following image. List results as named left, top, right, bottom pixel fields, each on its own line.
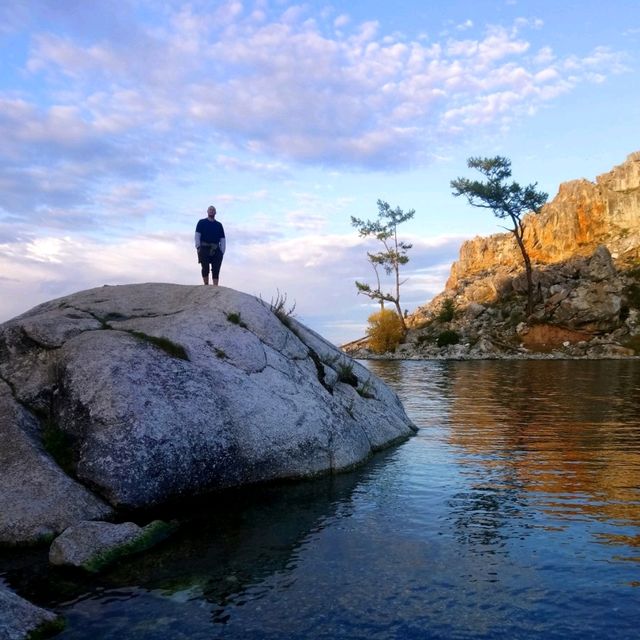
left=200, top=249, right=223, bottom=279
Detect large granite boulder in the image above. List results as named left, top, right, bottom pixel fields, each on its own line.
left=0, top=284, right=415, bottom=519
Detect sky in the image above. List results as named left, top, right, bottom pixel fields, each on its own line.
left=1, top=0, right=639, bottom=344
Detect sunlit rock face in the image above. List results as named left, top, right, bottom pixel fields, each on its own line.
left=447, top=151, right=640, bottom=292
left=373, top=154, right=640, bottom=360
left=0, top=284, right=415, bottom=527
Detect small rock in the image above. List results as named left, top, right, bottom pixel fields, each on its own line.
left=49, top=519, right=173, bottom=572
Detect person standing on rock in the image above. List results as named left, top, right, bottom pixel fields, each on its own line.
left=195, top=205, right=226, bottom=285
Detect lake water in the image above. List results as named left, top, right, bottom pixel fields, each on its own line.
left=4, top=360, right=640, bottom=639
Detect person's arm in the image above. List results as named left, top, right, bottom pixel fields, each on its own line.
left=219, top=237, right=226, bottom=254
left=195, top=231, right=201, bottom=249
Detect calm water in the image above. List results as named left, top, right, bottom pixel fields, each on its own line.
left=3, top=360, right=640, bottom=639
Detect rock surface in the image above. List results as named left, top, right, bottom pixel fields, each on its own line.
left=0, top=284, right=415, bottom=521
left=402, top=246, right=639, bottom=359
left=0, top=583, right=59, bottom=640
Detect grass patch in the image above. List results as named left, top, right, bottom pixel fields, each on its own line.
left=356, top=378, right=375, bottom=399
left=214, top=348, right=228, bottom=359
left=128, top=331, right=189, bottom=360
left=226, top=312, right=248, bottom=329
left=336, top=361, right=358, bottom=387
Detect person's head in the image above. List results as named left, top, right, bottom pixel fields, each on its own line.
left=207, top=205, right=216, bottom=219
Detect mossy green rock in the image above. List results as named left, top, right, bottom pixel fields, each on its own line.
left=49, top=520, right=174, bottom=573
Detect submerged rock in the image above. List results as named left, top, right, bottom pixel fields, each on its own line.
left=0, top=284, right=415, bottom=526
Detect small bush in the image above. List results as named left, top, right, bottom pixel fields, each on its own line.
left=437, top=298, right=455, bottom=322
left=414, top=334, right=432, bottom=347
left=366, top=309, right=405, bottom=354
left=269, top=290, right=296, bottom=325
left=26, top=617, right=66, bottom=640
left=436, top=330, right=460, bottom=347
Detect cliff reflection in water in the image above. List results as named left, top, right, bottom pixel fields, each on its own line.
left=369, top=359, right=640, bottom=555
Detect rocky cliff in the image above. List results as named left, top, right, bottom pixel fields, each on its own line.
left=345, top=152, right=640, bottom=359
left=447, top=151, right=640, bottom=290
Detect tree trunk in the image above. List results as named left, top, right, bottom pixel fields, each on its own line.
left=512, top=231, right=534, bottom=315
left=393, top=298, right=407, bottom=332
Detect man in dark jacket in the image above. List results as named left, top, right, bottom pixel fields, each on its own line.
left=195, top=205, right=226, bottom=285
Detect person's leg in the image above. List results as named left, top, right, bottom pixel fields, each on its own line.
left=211, top=251, right=223, bottom=286
left=201, top=260, right=210, bottom=285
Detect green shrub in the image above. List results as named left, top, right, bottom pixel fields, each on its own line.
left=437, top=298, right=455, bottom=322
left=26, top=617, right=66, bottom=640
left=267, top=290, right=296, bottom=327
left=414, top=334, right=432, bottom=347
left=436, top=330, right=460, bottom=347
left=366, top=309, right=405, bottom=354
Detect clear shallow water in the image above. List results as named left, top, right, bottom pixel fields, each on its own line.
left=3, top=360, right=640, bottom=639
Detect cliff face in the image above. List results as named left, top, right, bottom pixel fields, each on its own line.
left=447, top=152, right=640, bottom=290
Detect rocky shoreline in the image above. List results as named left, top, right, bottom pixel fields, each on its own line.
left=344, top=245, right=639, bottom=361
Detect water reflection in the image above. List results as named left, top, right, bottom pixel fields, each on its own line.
left=3, top=466, right=380, bottom=637
left=366, top=360, right=640, bottom=554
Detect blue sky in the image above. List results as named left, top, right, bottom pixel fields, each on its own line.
left=1, top=0, right=638, bottom=344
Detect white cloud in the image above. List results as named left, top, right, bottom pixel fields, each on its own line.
left=334, top=14, right=350, bottom=29
left=0, top=3, right=627, bottom=219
